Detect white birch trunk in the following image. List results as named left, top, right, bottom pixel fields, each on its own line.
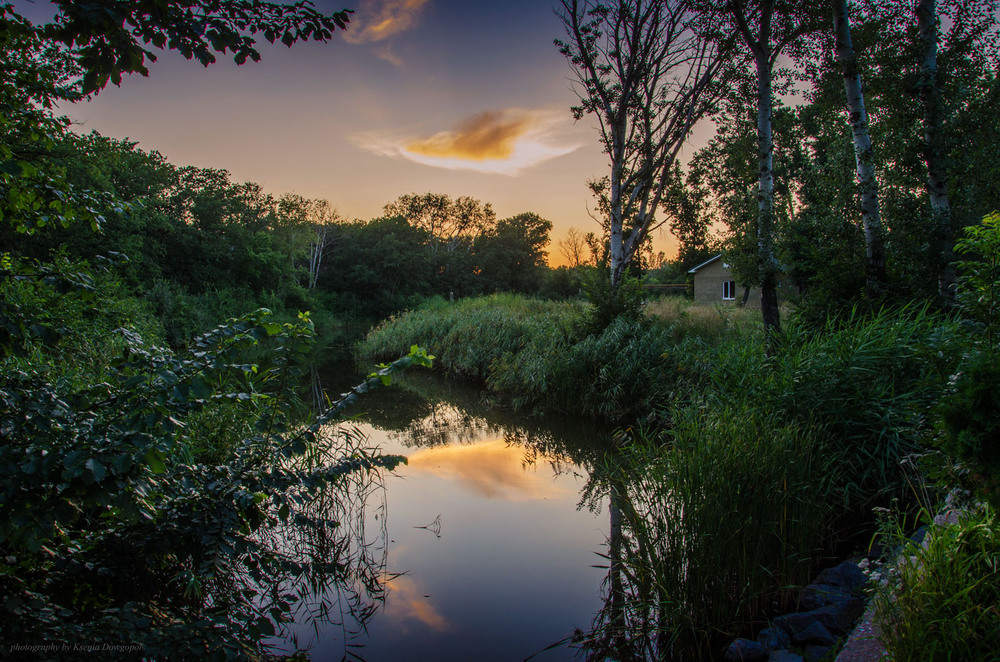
left=755, top=52, right=781, bottom=334
left=917, top=0, right=955, bottom=300
left=834, top=0, right=886, bottom=299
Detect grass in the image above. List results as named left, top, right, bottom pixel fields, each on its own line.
left=876, top=504, right=1000, bottom=661
left=643, top=297, right=760, bottom=342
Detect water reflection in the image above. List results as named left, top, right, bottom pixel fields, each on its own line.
left=253, top=424, right=396, bottom=659
left=266, top=366, right=613, bottom=661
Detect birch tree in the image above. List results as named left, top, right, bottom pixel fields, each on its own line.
left=304, top=199, right=341, bottom=290
left=722, top=0, right=820, bottom=334
left=555, top=0, right=729, bottom=295
left=916, top=0, right=955, bottom=301
left=833, top=0, right=886, bottom=299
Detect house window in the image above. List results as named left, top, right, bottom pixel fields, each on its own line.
left=722, top=280, right=736, bottom=300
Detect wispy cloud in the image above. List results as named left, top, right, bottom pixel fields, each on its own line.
left=355, top=109, right=580, bottom=176
left=343, top=0, right=430, bottom=45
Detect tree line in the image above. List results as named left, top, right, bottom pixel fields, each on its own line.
left=558, top=0, right=999, bottom=329
left=2, top=130, right=566, bottom=340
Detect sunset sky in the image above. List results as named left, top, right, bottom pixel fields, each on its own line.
left=28, top=0, right=706, bottom=263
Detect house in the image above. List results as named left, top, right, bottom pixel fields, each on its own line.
left=687, top=254, right=785, bottom=308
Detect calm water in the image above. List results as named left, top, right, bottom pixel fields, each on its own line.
left=273, top=369, right=614, bottom=661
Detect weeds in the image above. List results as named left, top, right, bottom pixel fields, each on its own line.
left=876, top=504, right=1000, bottom=661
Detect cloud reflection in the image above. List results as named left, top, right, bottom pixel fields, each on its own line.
left=406, top=439, right=572, bottom=500
left=386, top=575, right=450, bottom=632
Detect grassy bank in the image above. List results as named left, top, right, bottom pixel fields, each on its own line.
left=360, top=294, right=759, bottom=420
left=360, top=293, right=975, bottom=654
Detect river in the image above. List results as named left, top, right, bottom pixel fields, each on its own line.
left=269, top=367, right=616, bottom=661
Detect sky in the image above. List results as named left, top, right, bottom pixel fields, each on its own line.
left=24, top=0, right=701, bottom=264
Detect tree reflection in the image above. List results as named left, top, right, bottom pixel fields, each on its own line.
left=251, top=423, right=395, bottom=660
left=571, top=452, right=676, bottom=662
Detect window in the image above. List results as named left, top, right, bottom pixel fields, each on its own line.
left=722, top=280, right=736, bottom=300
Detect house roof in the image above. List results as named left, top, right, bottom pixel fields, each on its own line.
left=687, top=254, right=724, bottom=274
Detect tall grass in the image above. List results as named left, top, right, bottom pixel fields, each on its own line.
left=359, top=294, right=758, bottom=422
left=577, top=305, right=967, bottom=657
left=876, top=505, right=1000, bottom=660
left=359, top=294, right=584, bottom=380
left=643, top=297, right=760, bottom=343
left=598, top=405, right=836, bottom=657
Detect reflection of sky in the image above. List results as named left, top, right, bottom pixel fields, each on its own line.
left=288, top=387, right=607, bottom=661
left=407, top=438, right=573, bottom=501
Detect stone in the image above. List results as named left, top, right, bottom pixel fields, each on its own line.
left=799, top=582, right=852, bottom=611
left=724, top=638, right=769, bottom=662
left=768, top=651, right=805, bottom=662
left=792, top=621, right=837, bottom=647
left=757, top=625, right=791, bottom=650
left=813, top=561, right=867, bottom=593
left=774, top=601, right=863, bottom=636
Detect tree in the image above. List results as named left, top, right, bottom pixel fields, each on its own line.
left=833, top=0, right=886, bottom=299
left=474, top=212, right=553, bottom=293
left=720, top=0, right=821, bottom=334
left=43, top=0, right=352, bottom=94
left=383, top=193, right=496, bottom=253
left=916, top=0, right=954, bottom=300
left=558, top=227, right=588, bottom=267
left=555, top=0, right=730, bottom=294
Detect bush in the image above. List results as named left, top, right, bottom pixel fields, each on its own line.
left=1, top=258, right=430, bottom=656
left=936, top=347, right=1000, bottom=502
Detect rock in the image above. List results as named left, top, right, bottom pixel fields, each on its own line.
left=813, top=561, right=867, bottom=593
left=724, top=638, right=769, bottom=662
left=792, top=621, right=837, bottom=647
left=910, top=525, right=929, bottom=546
left=774, top=601, right=863, bottom=636
left=802, top=644, right=834, bottom=662
left=768, top=651, right=805, bottom=662
left=757, top=626, right=791, bottom=650
left=799, top=582, right=853, bottom=611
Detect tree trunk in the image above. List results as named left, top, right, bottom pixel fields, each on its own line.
left=917, top=0, right=955, bottom=301
left=834, top=0, right=887, bottom=300
left=755, top=52, right=782, bottom=335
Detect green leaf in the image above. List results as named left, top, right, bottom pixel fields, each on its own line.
left=256, top=617, right=275, bottom=636
left=85, top=458, right=106, bottom=482
left=145, top=450, right=166, bottom=474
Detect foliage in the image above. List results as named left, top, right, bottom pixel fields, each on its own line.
left=876, top=505, right=1000, bottom=661
left=582, top=270, right=646, bottom=331
left=0, top=255, right=433, bottom=656
left=43, top=0, right=352, bottom=94
left=954, top=211, right=1000, bottom=338
left=935, top=347, right=1000, bottom=503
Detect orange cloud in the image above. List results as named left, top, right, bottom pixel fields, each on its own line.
left=343, top=0, right=430, bottom=45
left=406, top=439, right=572, bottom=501
left=355, top=108, right=580, bottom=176
left=405, top=111, right=528, bottom=161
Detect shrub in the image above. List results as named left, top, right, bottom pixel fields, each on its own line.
left=936, top=347, right=1000, bottom=503
left=0, top=258, right=431, bottom=656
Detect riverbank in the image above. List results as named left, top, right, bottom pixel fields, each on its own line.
left=359, top=293, right=991, bottom=657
